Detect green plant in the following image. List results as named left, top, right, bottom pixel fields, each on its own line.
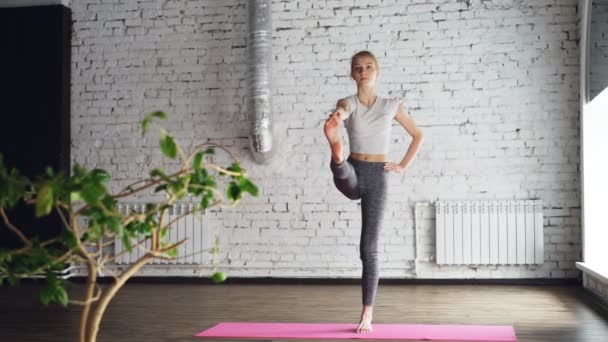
left=0, top=111, right=258, bottom=342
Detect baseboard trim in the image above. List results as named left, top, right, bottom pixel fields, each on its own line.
left=582, top=286, right=608, bottom=311
left=576, top=262, right=608, bottom=285
left=61, top=276, right=581, bottom=286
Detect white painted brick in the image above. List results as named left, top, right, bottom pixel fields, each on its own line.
left=70, top=0, right=582, bottom=279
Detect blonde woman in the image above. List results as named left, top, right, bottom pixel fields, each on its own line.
left=323, top=50, right=424, bottom=333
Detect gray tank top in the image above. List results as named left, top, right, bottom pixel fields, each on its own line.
left=343, top=95, right=401, bottom=154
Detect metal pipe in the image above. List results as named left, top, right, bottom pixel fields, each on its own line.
left=247, top=0, right=274, bottom=163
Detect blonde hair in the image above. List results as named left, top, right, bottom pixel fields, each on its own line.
left=350, top=50, right=380, bottom=76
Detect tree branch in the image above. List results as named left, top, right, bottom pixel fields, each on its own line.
left=186, top=142, right=239, bottom=165
left=69, top=283, right=102, bottom=306
left=0, top=207, right=30, bottom=246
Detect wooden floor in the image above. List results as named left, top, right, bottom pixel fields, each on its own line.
left=1, top=281, right=607, bottom=342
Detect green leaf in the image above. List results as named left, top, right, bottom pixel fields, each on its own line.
left=107, top=216, right=123, bottom=235
left=200, top=191, right=213, bottom=209
left=0, top=249, right=10, bottom=264
left=45, top=166, right=54, bottom=177
left=70, top=191, right=81, bottom=203
left=219, top=162, right=242, bottom=177
left=87, top=221, right=102, bottom=241
left=41, top=271, right=68, bottom=306
left=145, top=203, right=158, bottom=213
left=59, top=229, right=78, bottom=250
left=153, top=111, right=167, bottom=119
left=56, top=286, right=69, bottom=307
left=121, top=233, right=132, bottom=252
left=154, top=184, right=168, bottom=193
left=91, top=169, right=111, bottom=184
left=230, top=163, right=243, bottom=172
left=41, top=287, right=52, bottom=305
left=141, top=111, right=167, bottom=136
left=0, top=165, right=27, bottom=209
left=160, top=133, right=177, bottom=159
left=193, top=152, right=203, bottom=169
left=166, top=247, right=177, bottom=258
left=80, top=183, right=105, bottom=204
left=35, top=184, right=54, bottom=217
left=141, top=219, right=155, bottom=235
left=150, top=168, right=171, bottom=182
left=191, top=168, right=211, bottom=188
left=239, top=178, right=259, bottom=196
left=227, top=163, right=243, bottom=175
left=210, top=271, right=226, bottom=283
left=226, top=181, right=242, bottom=202
left=100, top=195, right=117, bottom=210
left=72, top=163, right=86, bottom=175
left=141, top=120, right=150, bottom=136
left=7, top=274, right=19, bottom=286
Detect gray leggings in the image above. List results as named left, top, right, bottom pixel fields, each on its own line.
left=330, top=156, right=388, bottom=306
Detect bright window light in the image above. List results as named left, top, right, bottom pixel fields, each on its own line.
left=582, top=86, right=608, bottom=273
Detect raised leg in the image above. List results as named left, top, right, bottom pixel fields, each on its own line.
left=330, top=158, right=360, bottom=200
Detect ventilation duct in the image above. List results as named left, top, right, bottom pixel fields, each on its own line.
left=246, top=0, right=274, bottom=164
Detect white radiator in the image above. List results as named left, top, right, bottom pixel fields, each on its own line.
left=114, top=202, right=209, bottom=265
left=435, top=200, right=544, bottom=265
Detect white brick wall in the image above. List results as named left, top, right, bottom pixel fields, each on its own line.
left=70, top=0, right=582, bottom=279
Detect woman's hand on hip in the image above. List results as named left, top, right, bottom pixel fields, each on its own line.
left=384, top=161, right=405, bottom=173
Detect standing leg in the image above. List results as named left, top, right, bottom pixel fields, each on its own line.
left=360, top=189, right=385, bottom=307
left=357, top=163, right=388, bottom=333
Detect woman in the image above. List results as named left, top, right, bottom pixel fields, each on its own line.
left=323, top=50, right=424, bottom=333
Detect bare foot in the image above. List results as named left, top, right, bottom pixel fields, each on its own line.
left=356, top=306, right=373, bottom=333
left=323, top=111, right=344, bottom=164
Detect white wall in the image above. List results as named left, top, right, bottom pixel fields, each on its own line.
left=581, top=0, right=608, bottom=302
left=69, top=0, right=582, bottom=279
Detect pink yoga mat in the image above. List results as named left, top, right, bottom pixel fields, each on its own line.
left=195, top=322, right=517, bottom=341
